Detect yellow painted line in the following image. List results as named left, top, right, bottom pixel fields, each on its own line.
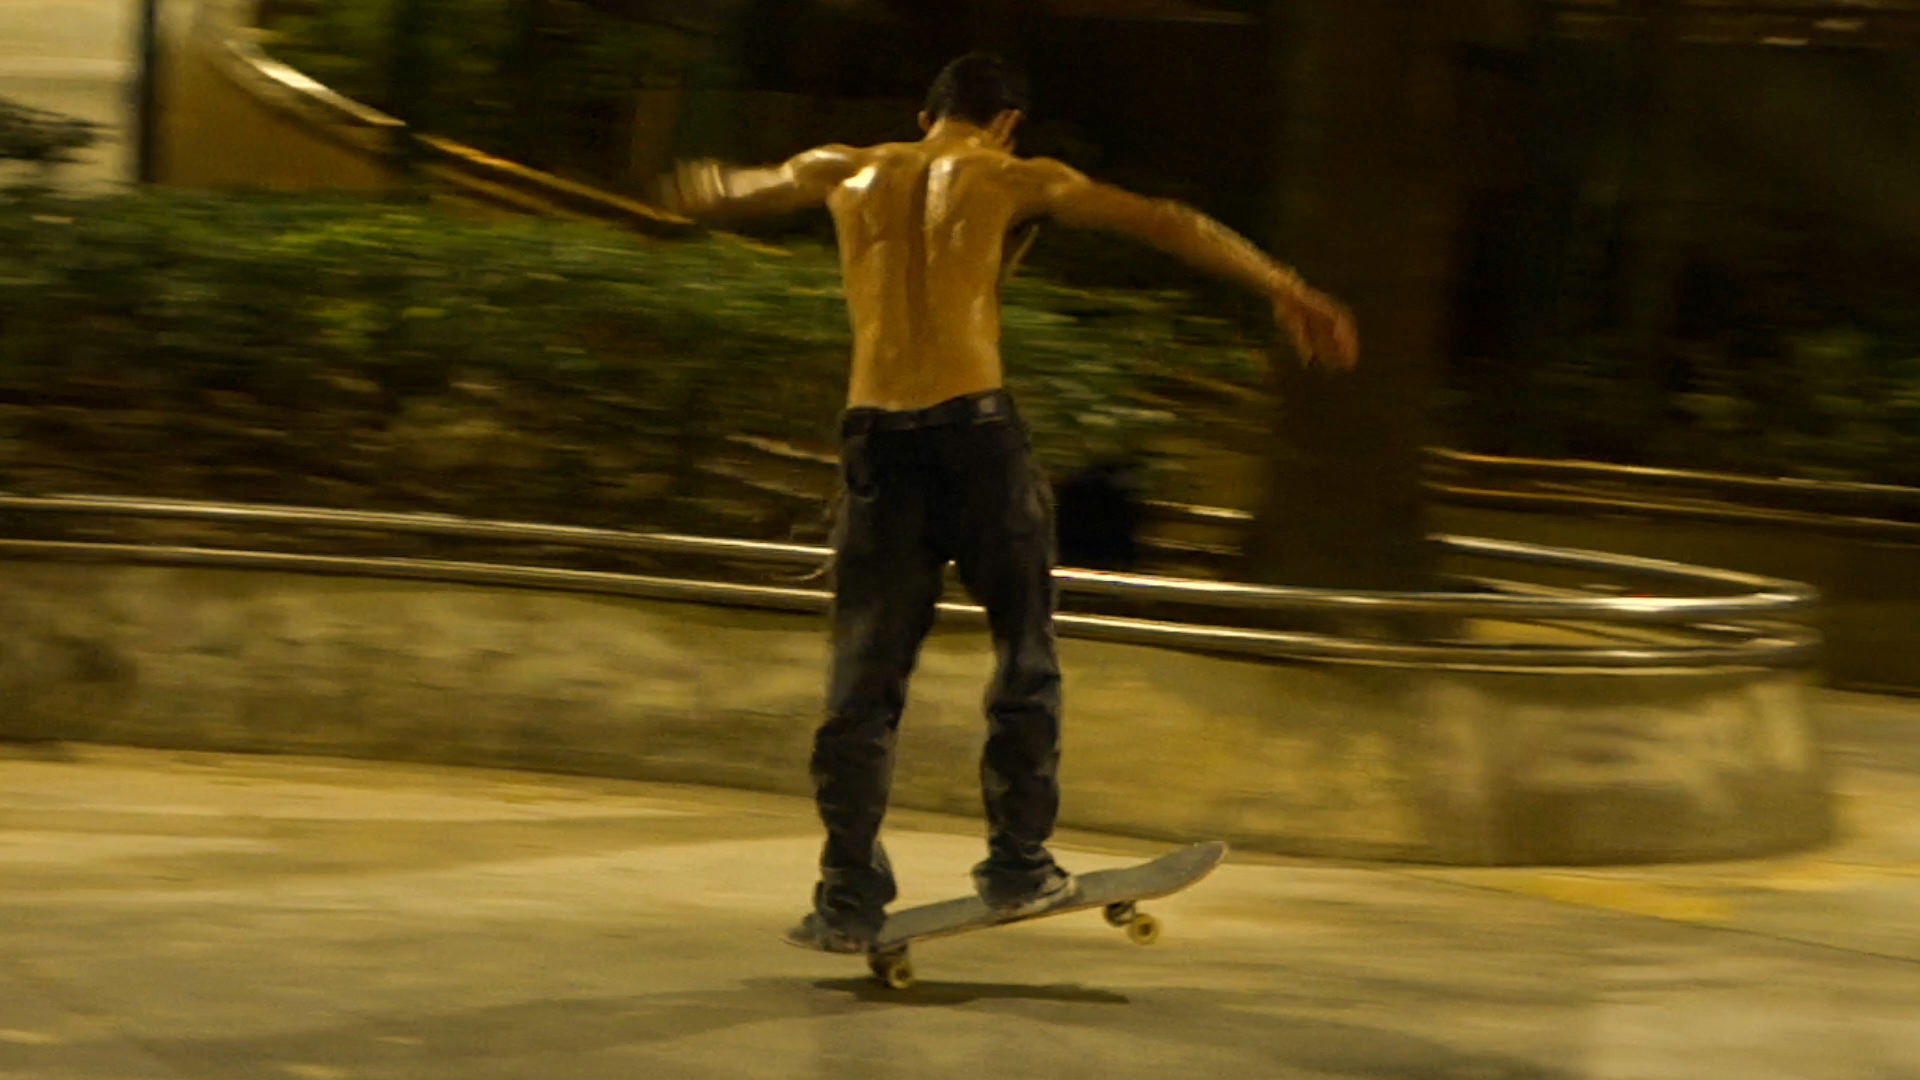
left=1508, top=876, right=1735, bottom=923
left=281, top=1066, right=349, bottom=1080
left=0, top=1030, right=60, bottom=1045
left=1424, top=871, right=1736, bottom=924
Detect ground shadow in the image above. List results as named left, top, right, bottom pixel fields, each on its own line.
left=809, top=976, right=1130, bottom=1005
left=19, top=980, right=1586, bottom=1080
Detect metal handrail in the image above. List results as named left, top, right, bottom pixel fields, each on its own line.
left=0, top=539, right=1821, bottom=672
left=722, top=424, right=1920, bottom=510
left=0, top=494, right=1816, bottom=623
left=1428, top=447, right=1920, bottom=505
left=1430, top=483, right=1920, bottom=541
left=1426, top=449, right=1920, bottom=537
left=0, top=493, right=828, bottom=564
left=719, top=433, right=1920, bottom=537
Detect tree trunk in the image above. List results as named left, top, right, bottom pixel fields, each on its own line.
left=1247, top=0, right=1464, bottom=598
left=1615, top=0, right=1690, bottom=397
left=500, top=0, right=558, bottom=171
left=383, top=0, right=434, bottom=174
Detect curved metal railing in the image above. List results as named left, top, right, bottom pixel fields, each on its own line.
left=0, top=493, right=1820, bottom=674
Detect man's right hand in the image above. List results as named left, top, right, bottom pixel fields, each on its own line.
left=660, top=159, right=726, bottom=217
left=1275, top=287, right=1359, bottom=372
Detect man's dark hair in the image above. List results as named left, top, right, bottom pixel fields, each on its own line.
left=923, top=52, right=1029, bottom=126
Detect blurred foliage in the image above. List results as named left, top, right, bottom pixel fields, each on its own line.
left=263, top=0, right=691, bottom=184
left=258, top=2, right=1274, bottom=307
left=0, top=97, right=102, bottom=183
left=1672, top=330, right=1920, bottom=485
left=1445, top=204, right=1920, bottom=488
left=0, top=191, right=1263, bottom=532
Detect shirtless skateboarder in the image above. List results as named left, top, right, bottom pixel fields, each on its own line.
left=664, top=52, right=1357, bottom=954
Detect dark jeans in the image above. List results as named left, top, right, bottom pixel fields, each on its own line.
left=811, top=388, right=1064, bottom=932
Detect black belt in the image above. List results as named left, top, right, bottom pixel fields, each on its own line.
left=840, top=389, right=1015, bottom=436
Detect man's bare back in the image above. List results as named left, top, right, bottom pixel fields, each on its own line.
left=666, top=118, right=1356, bottom=412
left=828, top=136, right=1032, bottom=410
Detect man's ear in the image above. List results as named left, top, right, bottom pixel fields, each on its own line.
left=989, top=109, right=1025, bottom=147
left=917, top=111, right=933, bottom=133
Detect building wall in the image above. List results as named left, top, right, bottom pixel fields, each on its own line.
left=0, top=0, right=133, bottom=191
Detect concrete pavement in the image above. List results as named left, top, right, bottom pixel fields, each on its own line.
left=0, top=0, right=132, bottom=189
left=2, top=689, right=1919, bottom=1080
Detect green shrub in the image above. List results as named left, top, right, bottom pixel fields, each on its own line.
left=263, top=0, right=691, bottom=185
left=1444, top=204, right=1920, bottom=488
left=1669, top=330, right=1920, bottom=486
left=0, top=97, right=102, bottom=183
left=0, top=191, right=1263, bottom=529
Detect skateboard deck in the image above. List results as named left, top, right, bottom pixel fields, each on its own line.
left=865, top=840, right=1227, bottom=989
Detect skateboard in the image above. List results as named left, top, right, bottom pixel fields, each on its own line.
left=865, top=840, right=1228, bottom=990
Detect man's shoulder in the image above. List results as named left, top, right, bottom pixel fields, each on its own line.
left=799, top=141, right=916, bottom=183
left=969, top=154, right=1082, bottom=194
left=783, top=142, right=918, bottom=190
left=1010, top=156, right=1083, bottom=184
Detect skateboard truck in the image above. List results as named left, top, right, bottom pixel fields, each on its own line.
left=865, top=901, right=1163, bottom=990
left=868, top=948, right=916, bottom=990
left=1102, top=900, right=1161, bottom=944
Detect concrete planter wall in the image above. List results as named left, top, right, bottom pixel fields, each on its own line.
left=0, top=562, right=1832, bottom=865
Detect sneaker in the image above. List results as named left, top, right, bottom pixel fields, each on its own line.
left=979, top=868, right=1080, bottom=919
left=781, top=911, right=875, bottom=954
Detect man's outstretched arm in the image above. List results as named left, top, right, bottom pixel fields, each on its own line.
left=662, top=145, right=866, bottom=222
left=1028, top=160, right=1358, bottom=369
